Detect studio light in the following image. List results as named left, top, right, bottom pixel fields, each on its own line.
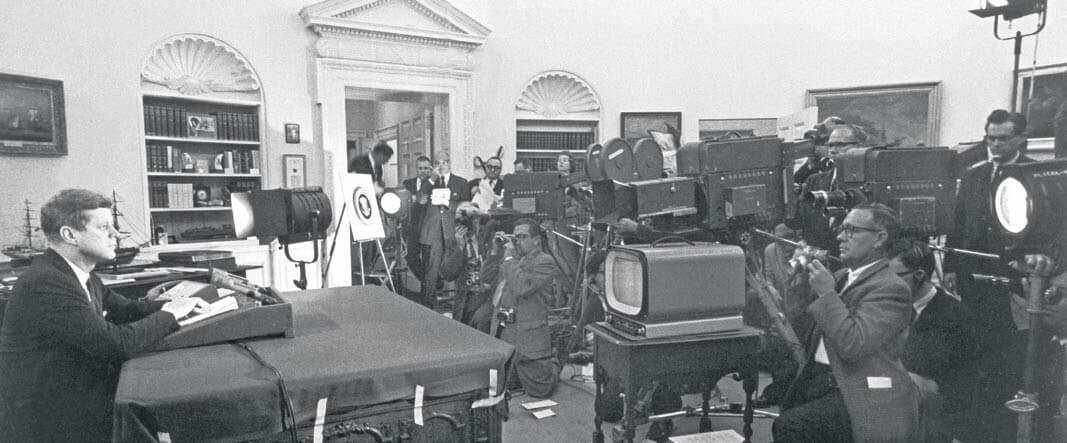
left=232, top=187, right=333, bottom=290
left=232, top=187, right=333, bottom=245
left=969, top=0, right=1045, bottom=20
left=379, top=187, right=411, bottom=220
left=991, top=159, right=1067, bottom=250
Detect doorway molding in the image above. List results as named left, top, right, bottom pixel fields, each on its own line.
left=301, top=0, right=490, bottom=286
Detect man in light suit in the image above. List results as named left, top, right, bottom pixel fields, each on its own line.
left=417, top=156, right=470, bottom=308
left=774, top=203, right=918, bottom=442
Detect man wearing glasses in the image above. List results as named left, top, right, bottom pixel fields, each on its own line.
left=470, top=156, right=505, bottom=210
left=791, top=124, right=868, bottom=257
left=943, top=109, right=1036, bottom=440
left=774, top=203, right=918, bottom=442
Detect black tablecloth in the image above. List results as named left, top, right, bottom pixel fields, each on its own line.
left=113, top=286, right=514, bottom=442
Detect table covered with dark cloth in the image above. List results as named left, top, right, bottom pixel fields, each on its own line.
left=113, top=286, right=514, bottom=442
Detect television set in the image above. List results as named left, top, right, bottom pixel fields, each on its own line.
left=603, top=241, right=745, bottom=339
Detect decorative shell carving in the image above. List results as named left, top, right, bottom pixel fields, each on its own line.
left=141, top=35, right=260, bottom=95
left=516, top=71, right=600, bottom=118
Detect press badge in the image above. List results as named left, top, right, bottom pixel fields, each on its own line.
left=867, top=376, right=892, bottom=389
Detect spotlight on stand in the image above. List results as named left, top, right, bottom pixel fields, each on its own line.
left=992, top=159, right=1067, bottom=252
left=969, top=0, right=1046, bottom=21
left=379, top=187, right=412, bottom=221
left=232, top=187, right=333, bottom=290
left=969, top=0, right=1047, bottom=112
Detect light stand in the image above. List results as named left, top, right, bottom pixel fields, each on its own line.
left=281, top=210, right=322, bottom=290
left=969, top=0, right=1048, bottom=112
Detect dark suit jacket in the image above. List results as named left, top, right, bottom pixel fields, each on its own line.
left=402, top=176, right=432, bottom=238
left=790, top=169, right=840, bottom=256
left=902, top=288, right=978, bottom=413
left=785, top=259, right=919, bottom=441
left=0, top=249, right=179, bottom=441
left=418, top=173, right=470, bottom=246
left=944, top=153, right=1035, bottom=276
left=349, top=154, right=384, bottom=186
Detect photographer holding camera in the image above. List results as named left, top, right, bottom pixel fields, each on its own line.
left=774, top=203, right=918, bottom=442
left=791, top=124, right=869, bottom=258
left=479, top=218, right=561, bottom=398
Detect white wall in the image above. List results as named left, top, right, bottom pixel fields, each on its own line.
left=0, top=0, right=319, bottom=248
left=451, top=0, right=1067, bottom=164
left=1, top=0, right=1065, bottom=248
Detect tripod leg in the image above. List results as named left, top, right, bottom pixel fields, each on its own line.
left=376, top=239, right=397, bottom=294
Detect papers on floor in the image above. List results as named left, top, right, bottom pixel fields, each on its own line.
left=668, top=429, right=744, bottom=443
left=521, top=399, right=558, bottom=419
left=531, top=409, right=555, bottom=419
left=178, top=295, right=238, bottom=327
left=520, top=399, right=558, bottom=410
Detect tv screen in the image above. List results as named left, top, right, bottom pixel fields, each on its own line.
left=605, top=250, right=644, bottom=316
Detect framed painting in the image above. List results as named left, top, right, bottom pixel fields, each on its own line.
left=1017, top=63, right=1067, bottom=157
left=0, top=73, right=67, bottom=156
left=805, top=82, right=941, bottom=147
left=620, top=112, right=681, bottom=144
left=698, top=118, right=778, bottom=141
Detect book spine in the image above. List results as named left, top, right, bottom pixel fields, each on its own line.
left=179, top=109, right=188, bottom=138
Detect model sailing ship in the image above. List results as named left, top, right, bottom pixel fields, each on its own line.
left=2, top=200, right=45, bottom=261
left=97, top=191, right=142, bottom=270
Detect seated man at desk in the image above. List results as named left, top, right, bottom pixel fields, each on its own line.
left=0, top=188, right=204, bottom=442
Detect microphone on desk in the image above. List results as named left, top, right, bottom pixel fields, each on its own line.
left=209, top=268, right=283, bottom=305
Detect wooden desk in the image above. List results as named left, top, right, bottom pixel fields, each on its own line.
left=589, top=323, right=764, bottom=443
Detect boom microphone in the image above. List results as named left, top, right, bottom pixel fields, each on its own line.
left=209, top=268, right=283, bottom=305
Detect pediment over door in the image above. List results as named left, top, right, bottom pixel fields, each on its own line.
left=301, top=0, right=489, bottom=67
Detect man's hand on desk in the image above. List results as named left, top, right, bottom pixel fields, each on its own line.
left=161, top=297, right=210, bottom=321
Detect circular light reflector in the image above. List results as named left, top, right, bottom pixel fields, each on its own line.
left=380, top=191, right=402, bottom=215
left=994, top=176, right=1028, bottom=234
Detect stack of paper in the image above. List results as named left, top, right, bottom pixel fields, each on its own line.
left=520, top=399, right=558, bottom=419
left=178, top=295, right=238, bottom=327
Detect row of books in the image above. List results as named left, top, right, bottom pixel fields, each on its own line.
left=150, top=183, right=198, bottom=209
left=143, top=105, right=259, bottom=141
left=516, top=131, right=595, bottom=151
left=145, top=143, right=260, bottom=174
left=148, top=180, right=258, bottom=208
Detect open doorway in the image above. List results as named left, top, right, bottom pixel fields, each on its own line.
left=345, top=89, right=449, bottom=187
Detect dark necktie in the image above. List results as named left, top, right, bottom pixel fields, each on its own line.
left=835, top=275, right=847, bottom=293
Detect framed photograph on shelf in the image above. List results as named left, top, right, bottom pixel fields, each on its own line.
left=285, top=123, right=300, bottom=144
left=620, top=112, right=682, bottom=144
left=806, top=82, right=942, bottom=147
left=0, top=73, right=67, bottom=156
left=1017, top=63, right=1067, bottom=157
left=187, top=113, right=218, bottom=139
left=698, top=118, right=778, bottom=141
left=283, top=154, right=306, bottom=188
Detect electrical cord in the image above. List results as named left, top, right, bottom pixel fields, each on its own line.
left=233, top=342, right=299, bottom=443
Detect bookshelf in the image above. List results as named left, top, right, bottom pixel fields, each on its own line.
left=141, top=95, right=262, bottom=244
left=138, top=34, right=266, bottom=245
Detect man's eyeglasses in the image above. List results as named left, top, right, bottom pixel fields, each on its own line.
left=835, top=224, right=884, bottom=238
left=895, top=270, right=916, bottom=279
left=513, top=233, right=532, bottom=240
left=827, top=142, right=857, bottom=148
left=485, top=165, right=502, bottom=170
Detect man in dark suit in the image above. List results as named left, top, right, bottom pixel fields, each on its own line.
left=348, top=141, right=394, bottom=188
left=402, top=155, right=434, bottom=280
left=943, top=109, right=1039, bottom=441
left=774, top=203, right=918, bottom=442
left=0, top=189, right=203, bottom=442
left=469, top=156, right=505, bottom=207
left=790, top=124, right=868, bottom=256
left=890, top=238, right=979, bottom=443
left=417, top=156, right=470, bottom=308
